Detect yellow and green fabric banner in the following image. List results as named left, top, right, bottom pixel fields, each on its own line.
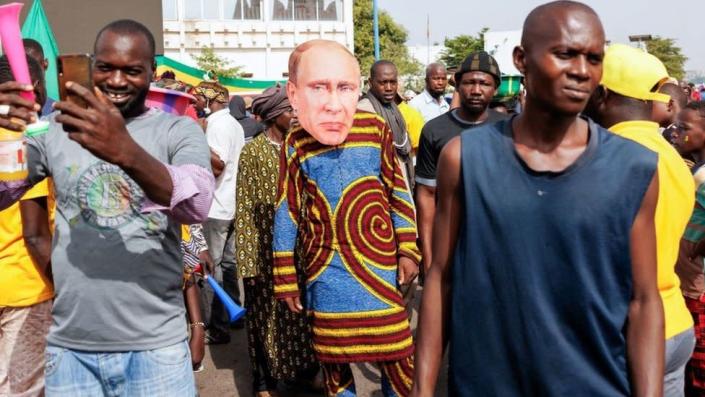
left=495, top=75, right=522, bottom=100
left=156, top=55, right=286, bottom=95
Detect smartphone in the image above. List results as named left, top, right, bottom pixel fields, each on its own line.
left=57, top=54, right=93, bottom=108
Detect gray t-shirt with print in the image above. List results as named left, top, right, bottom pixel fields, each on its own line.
left=27, top=108, right=211, bottom=352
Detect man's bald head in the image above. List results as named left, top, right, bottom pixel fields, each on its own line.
left=424, top=62, right=448, bottom=99
left=95, top=19, right=156, bottom=59
left=514, top=0, right=605, bottom=117
left=370, top=60, right=397, bottom=79
left=23, top=38, right=48, bottom=71
left=285, top=39, right=361, bottom=146
left=425, top=63, right=446, bottom=79
left=288, top=39, right=359, bottom=85
left=521, top=1, right=603, bottom=51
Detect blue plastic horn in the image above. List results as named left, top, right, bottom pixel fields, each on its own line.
left=205, top=275, right=246, bottom=323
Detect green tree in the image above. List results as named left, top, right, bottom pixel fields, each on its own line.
left=646, top=36, right=688, bottom=81
left=353, top=0, right=421, bottom=77
left=439, top=28, right=488, bottom=69
left=191, top=46, right=242, bottom=80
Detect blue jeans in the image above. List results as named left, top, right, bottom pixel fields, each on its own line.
left=44, top=340, right=195, bottom=397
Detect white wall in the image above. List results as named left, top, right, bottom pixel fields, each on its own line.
left=484, top=30, right=522, bottom=76
left=163, top=0, right=354, bottom=80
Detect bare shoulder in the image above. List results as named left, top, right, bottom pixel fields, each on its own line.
left=436, top=136, right=463, bottom=191
left=438, top=136, right=462, bottom=169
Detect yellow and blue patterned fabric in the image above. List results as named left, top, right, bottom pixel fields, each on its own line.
left=272, top=111, right=420, bottom=364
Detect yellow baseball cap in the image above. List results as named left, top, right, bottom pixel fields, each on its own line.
left=601, top=43, right=671, bottom=103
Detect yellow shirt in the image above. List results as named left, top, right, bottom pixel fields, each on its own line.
left=398, top=102, right=424, bottom=151
left=0, top=179, right=55, bottom=307
left=610, top=121, right=695, bottom=339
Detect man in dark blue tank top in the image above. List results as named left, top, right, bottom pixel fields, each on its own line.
left=411, top=2, right=664, bottom=397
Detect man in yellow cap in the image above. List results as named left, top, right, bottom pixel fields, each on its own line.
left=585, top=43, right=695, bottom=397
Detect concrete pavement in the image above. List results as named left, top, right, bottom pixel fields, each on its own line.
left=194, top=285, right=448, bottom=396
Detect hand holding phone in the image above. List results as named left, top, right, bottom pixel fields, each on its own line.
left=57, top=54, right=93, bottom=107
left=57, top=54, right=93, bottom=132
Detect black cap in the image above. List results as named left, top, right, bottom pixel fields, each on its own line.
left=454, top=51, right=501, bottom=87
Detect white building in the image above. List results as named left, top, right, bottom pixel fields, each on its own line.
left=484, top=30, right=522, bottom=76
left=161, top=0, right=354, bottom=80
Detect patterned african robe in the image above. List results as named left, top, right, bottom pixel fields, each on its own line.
left=235, top=133, right=316, bottom=378
left=272, top=111, right=421, bottom=363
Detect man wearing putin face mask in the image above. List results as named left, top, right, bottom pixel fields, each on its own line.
left=271, top=39, right=420, bottom=396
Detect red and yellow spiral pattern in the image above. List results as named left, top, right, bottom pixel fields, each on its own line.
left=301, top=180, right=335, bottom=283
left=335, top=177, right=403, bottom=306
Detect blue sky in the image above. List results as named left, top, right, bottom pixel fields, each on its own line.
left=378, top=0, right=705, bottom=73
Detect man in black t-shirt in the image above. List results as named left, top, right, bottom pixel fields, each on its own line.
left=415, top=51, right=507, bottom=272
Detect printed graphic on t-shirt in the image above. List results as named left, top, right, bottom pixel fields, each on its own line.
left=76, top=162, right=145, bottom=229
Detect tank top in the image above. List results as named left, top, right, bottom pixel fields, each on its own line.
left=450, top=117, right=657, bottom=396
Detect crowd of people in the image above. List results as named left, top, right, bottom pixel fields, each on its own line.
left=3, top=0, right=705, bottom=396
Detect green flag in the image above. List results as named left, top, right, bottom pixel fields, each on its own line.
left=21, top=0, right=59, bottom=100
